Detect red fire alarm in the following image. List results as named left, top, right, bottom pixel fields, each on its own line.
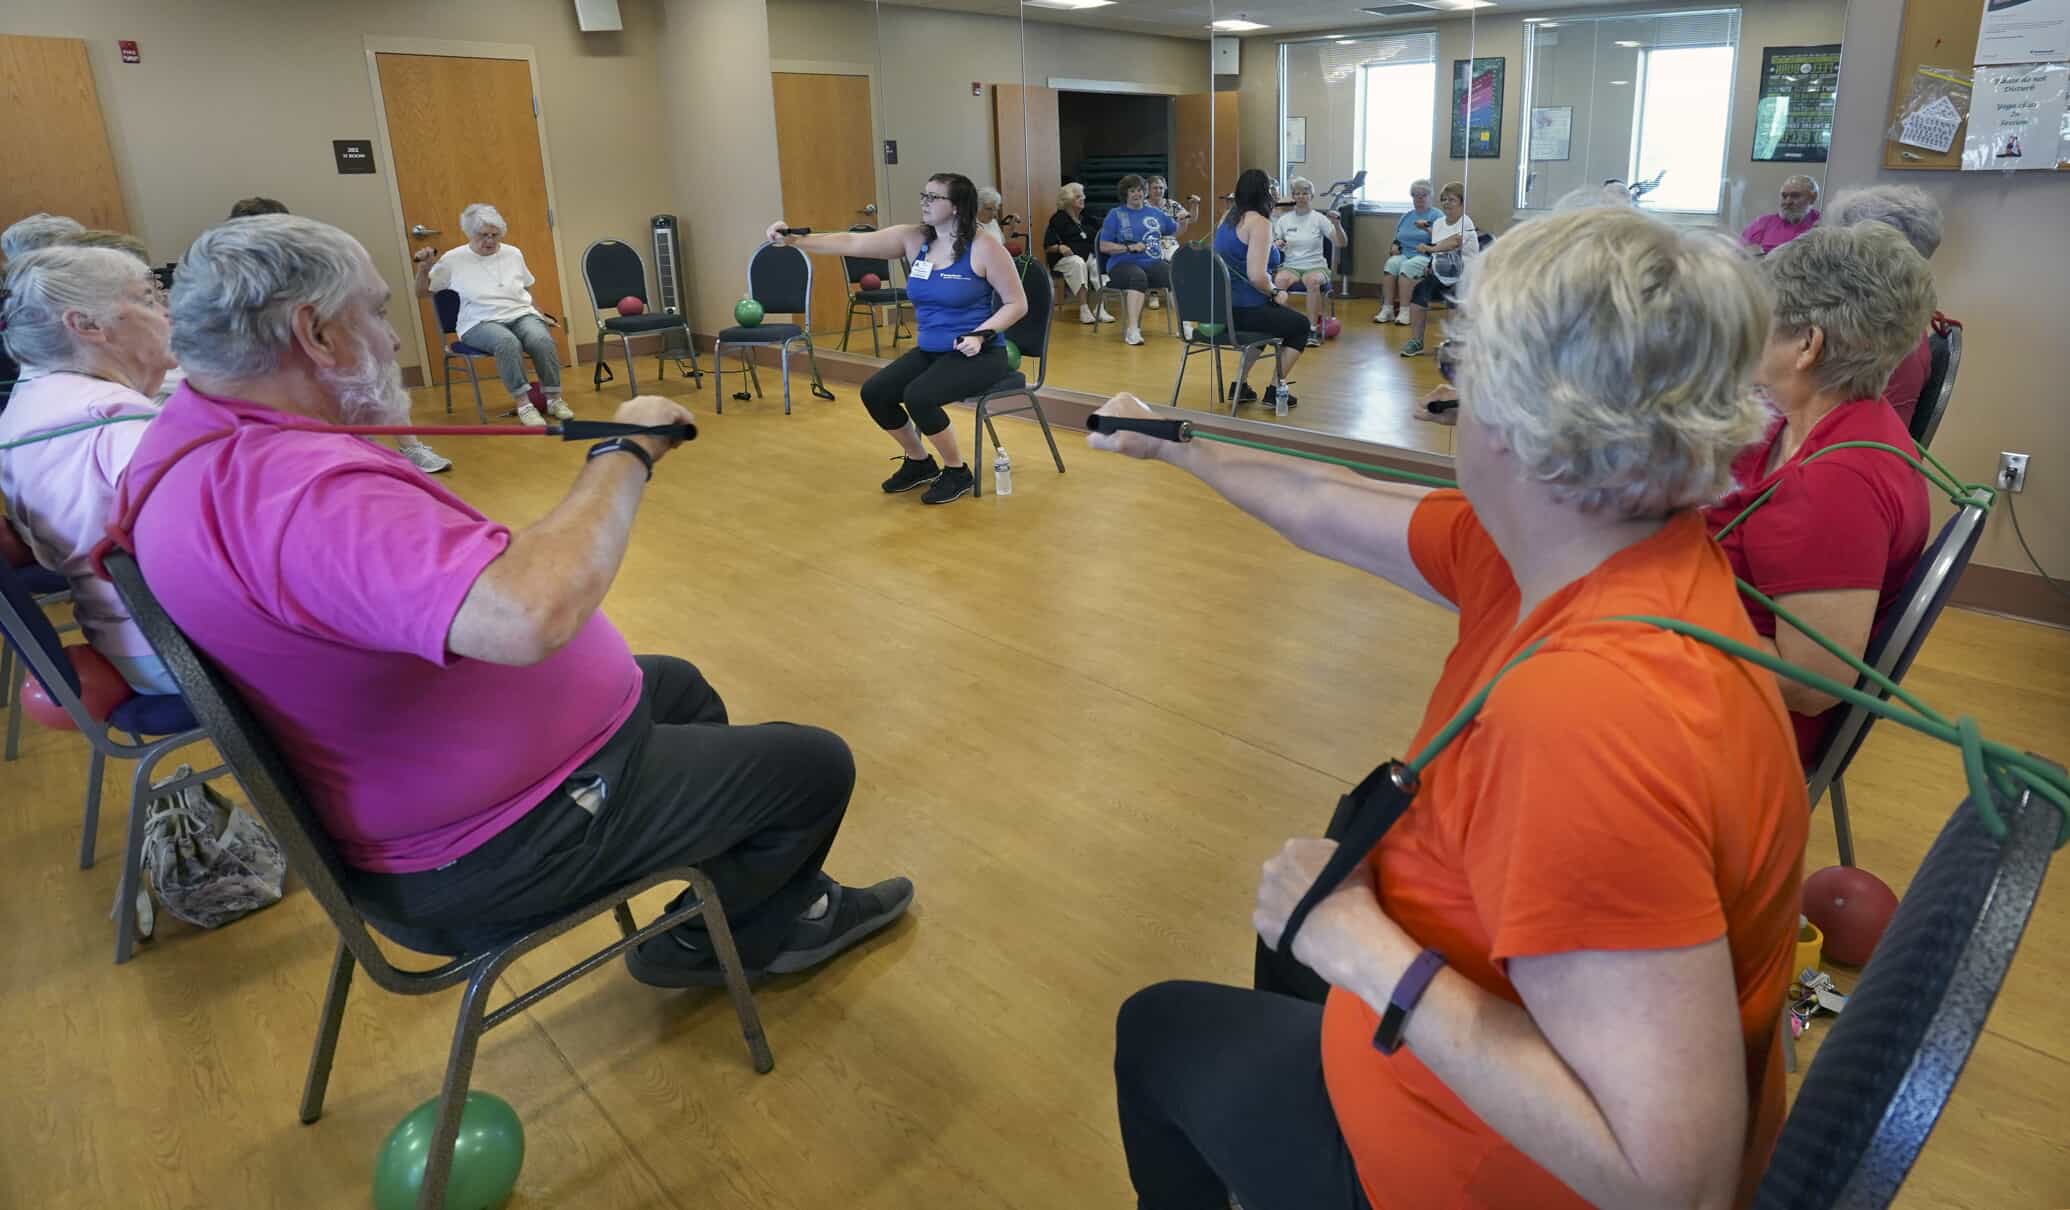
left=118, top=40, right=140, bottom=64
left=972, top=81, right=982, bottom=97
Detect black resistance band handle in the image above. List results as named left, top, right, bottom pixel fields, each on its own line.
left=550, top=420, right=699, bottom=443
left=1085, top=415, right=1193, bottom=442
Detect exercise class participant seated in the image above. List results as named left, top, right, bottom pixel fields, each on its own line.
left=412, top=202, right=571, bottom=427
left=1215, top=168, right=1310, bottom=410
left=1091, top=205, right=1807, bottom=1210
left=1400, top=181, right=1477, bottom=358
left=1271, top=177, right=1347, bottom=347
left=1824, top=184, right=1946, bottom=430
left=1098, top=174, right=1173, bottom=346
left=767, top=172, right=1028, bottom=505
left=122, top=215, right=913, bottom=982
left=1741, top=175, right=1820, bottom=256
left=0, top=245, right=177, bottom=693
left=1704, top=222, right=1933, bottom=763
left=1374, top=178, right=1440, bottom=326
left=1045, top=183, right=1110, bottom=325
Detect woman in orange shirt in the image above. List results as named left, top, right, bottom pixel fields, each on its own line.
left=1090, top=207, right=1809, bottom=1210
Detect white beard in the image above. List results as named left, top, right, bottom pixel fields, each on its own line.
left=319, top=353, right=411, bottom=427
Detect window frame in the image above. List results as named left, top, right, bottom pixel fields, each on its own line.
left=1277, top=31, right=1440, bottom=213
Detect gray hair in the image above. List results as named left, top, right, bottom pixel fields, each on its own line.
left=1455, top=207, right=1772, bottom=518
left=458, top=203, right=508, bottom=238
left=1288, top=176, right=1315, bottom=196
left=1783, top=174, right=1820, bottom=198
left=1056, top=182, right=1086, bottom=209
left=1764, top=223, right=1936, bottom=401
left=1408, top=178, right=1433, bottom=198
left=1, top=245, right=157, bottom=371
left=170, top=215, right=376, bottom=381
left=1823, top=184, right=1943, bottom=259
left=977, top=186, right=1003, bottom=209
left=3, top=213, right=87, bottom=261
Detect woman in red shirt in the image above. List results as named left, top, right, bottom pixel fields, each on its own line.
left=1704, top=223, right=1936, bottom=763
left=1090, top=208, right=1807, bottom=1210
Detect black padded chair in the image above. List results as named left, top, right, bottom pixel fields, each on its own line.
left=0, top=558, right=224, bottom=963
left=1751, top=782, right=2055, bottom=1209
left=1167, top=244, right=1286, bottom=417
left=431, top=290, right=493, bottom=424
left=839, top=224, right=913, bottom=357
left=581, top=239, right=702, bottom=399
left=1803, top=499, right=1991, bottom=867
left=967, top=259, right=1065, bottom=498
left=102, top=550, right=772, bottom=1210
left=1909, top=325, right=1961, bottom=451
left=713, top=244, right=834, bottom=415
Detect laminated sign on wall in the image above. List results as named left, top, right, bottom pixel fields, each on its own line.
left=1962, top=62, right=2069, bottom=168
left=1975, top=0, right=2070, bottom=66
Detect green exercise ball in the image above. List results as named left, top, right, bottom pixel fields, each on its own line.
left=1004, top=339, right=1022, bottom=371
left=1195, top=322, right=1225, bottom=340
left=372, top=1091, right=525, bottom=1210
left=733, top=297, right=765, bottom=327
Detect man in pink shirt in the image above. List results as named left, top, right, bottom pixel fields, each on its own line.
left=123, top=215, right=911, bottom=982
left=1741, top=175, right=1821, bottom=255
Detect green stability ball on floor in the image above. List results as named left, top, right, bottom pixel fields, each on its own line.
left=733, top=297, right=765, bottom=327
left=372, top=1091, right=525, bottom=1210
left=1004, top=339, right=1022, bottom=371
left=1195, top=323, right=1225, bottom=340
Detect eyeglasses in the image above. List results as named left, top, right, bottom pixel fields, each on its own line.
left=919, top=192, right=950, bottom=205
left=1436, top=339, right=1463, bottom=384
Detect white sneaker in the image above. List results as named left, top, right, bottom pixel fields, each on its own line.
left=1080, top=305, right=1096, bottom=324
left=545, top=397, right=574, bottom=421
left=1375, top=305, right=1395, bottom=324
left=1394, top=312, right=1411, bottom=326
left=515, top=402, right=548, bottom=427
left=400, top=442, right=452, bottom=474
left=1147, top=295, right=1162, bottom=309
left=1123, top=328, right=1145, bottom=346
left=1097, top=307, right=1116, bottom=322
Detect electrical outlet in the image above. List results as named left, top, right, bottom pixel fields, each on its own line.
left=1998, top=452, right=2029, bottom=493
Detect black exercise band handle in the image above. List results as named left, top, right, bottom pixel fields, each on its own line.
left=1276, top=760, right=1420, bottom=956
left=1084, top=415, right=1194, bottom=443
left=552, top=420, right=699, bottom=443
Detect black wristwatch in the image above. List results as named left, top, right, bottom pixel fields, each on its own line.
left=587, top=436, right=654, bottom=481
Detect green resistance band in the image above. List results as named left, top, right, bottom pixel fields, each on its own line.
left=1176, top=428, right=2067, bottom=848
left=0, top=414, right=154, bottom=452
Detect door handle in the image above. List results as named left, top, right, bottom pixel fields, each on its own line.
left=410, top=224, right=440, bottom=238
left=859, top=204, right=878, bottom=216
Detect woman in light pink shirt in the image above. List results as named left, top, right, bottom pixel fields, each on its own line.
left=0, top=244, right=177, bottom=693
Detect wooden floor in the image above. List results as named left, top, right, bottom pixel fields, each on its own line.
left=5, top=379, right=2067, bottom=1208
left=841, top=293, right=1459, bottom=456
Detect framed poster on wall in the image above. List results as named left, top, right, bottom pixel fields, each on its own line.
left=1752, top=44, right=1842, bottom=162
left=1284, top=115, right=1307, bottom=164
left=1450, top=57, right=1505, bottom=158
left=1529, top=106, right=1572, bottom=161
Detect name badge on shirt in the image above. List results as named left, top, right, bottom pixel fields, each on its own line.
left=910, top=260, right=933, bottom=280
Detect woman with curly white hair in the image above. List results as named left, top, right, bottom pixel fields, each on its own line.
left=1090, top=206, right=1806, bottom=1210
left=411, top=202, right=570, bottom=425
left=975, top=186, right=1022, bottom=248
left=1043, top=182, right=1110, bottom=324
left=1822, top=184, right=1946, bottom=430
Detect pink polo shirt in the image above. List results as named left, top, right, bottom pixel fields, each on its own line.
left=1741, top=208, right=1820, bottom=255
left=0, top=372, right=159, bottom=658
left=121, top=384, right=642, bottom=872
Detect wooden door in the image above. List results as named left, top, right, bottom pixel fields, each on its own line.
left=771, top=72, right=880, bottom=337
left=994, top=84, right=1061, bottom=253
left=377, top=53, right=570, bottom=384
left=1173, top=92, right=1242, bottom=219
left=0, top=35, right=127, bottom=234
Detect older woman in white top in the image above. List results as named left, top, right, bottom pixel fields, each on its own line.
left=0, top=245, right=178, bottom=692
left=976, top=187, right=1022, bottom=248
left=1271, top=177, right=1347, bottom=346
left=412, top=203, right=570, bottom=426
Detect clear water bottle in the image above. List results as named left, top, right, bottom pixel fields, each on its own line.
left=992, top=446, right=1012, bottom=496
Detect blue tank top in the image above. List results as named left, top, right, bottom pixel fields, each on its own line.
left=1214, top=218, right=1280, bottom=309
left=909, top=238, right=998, bottom=353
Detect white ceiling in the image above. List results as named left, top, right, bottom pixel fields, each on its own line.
left=878, top=0, right=1713, bottom=40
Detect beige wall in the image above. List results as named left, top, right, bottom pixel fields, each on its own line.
left=1828, top=0, right=2069, bottom=583
left=0, top=0, right=679, bottom=373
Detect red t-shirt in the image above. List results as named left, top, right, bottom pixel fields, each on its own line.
left=1321, top=493, right=1807, bottom=1210
left=1703, top=399, right=1930, bottom=760
left=1881, top=333, right=1933, bottom=430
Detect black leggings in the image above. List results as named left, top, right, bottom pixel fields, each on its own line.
left=860, top=345, right=1010, bottom=437
left=1410, top=276, right=1457, bottom=308
left=1115, top=980, right=1373, bottom=1210
left=1109, top=260, right=1172, bottom=292
left=1232, top=301, right=1312, bottom=347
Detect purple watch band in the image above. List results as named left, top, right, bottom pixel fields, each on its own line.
left=1373, top=948, right=1447, bottom=1055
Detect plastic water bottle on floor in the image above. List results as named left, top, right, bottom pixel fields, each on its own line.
left=993, top=446, right=1012, bottom=496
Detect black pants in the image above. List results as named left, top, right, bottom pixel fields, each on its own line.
left=1115, top=981, right=1372, bottom=1210
left=1410, top=276, right=1457, bottom=308
left=345, top=656, right=853, bottom=965
left=1232, top=301, right=1312, bottom=347
left=1109, top=260, right=1172, bottom=292
left=860, top=345, right=1010, bottom=437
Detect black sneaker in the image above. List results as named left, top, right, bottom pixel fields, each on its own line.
left=1264, top=384, right=1299, bottom=409
left=1305, top=332, right=1323, bottom=348
left=1228, top=381, right=1259, bottom=405
left=622, top=876, right=916, bottom=988
left=921, top=464, right=974, bottom=505
left=881, top=455, right=941, bottom=493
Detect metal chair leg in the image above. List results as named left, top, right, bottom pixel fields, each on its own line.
left=415, top=964, right=501, bottom=1210
left=972, top=399, right=988, bottom=499
left=80, top=746, right=107, bottom=868
left=1168, top=344, right=1190, bottom=409
left=871, top=307, right=882, bottom=358
left=1831, top=776, right=1856, bottom=868
left=612, top=903, right=637, bottom=938
left=686, top=868, right=774, bottom=1073
left=466, top=362, right=486, bottom=425
left=1027, top=391, right=1065, bottom=473
left=111, top=752, right=159, bottom=964
left=712, top=340, right=726, bottom=413
left=779, top=346, right=793, bottom=415
left=442, top=358, right=454, bottom=416
left=619, top=335, right=638, bottom=399
left=841, top=304, right=856, bottom=352
left=300, top=941, right=357, bottom=1123
left=4, top=652, right=21, bottom=762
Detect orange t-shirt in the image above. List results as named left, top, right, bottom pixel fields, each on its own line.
left=1321, top=492, right=1807, bottom=1209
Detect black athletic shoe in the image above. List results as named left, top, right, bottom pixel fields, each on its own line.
left=623, top=876, right=916, bottom=988
left=1264, top=384, right=1299, bottom=409
left=921, top=464, right=974, bottom=505
left=1228, top=381, right=1259, bottom=404
left=881, top=455, right=941, bottom=493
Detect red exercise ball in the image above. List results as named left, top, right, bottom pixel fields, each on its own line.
left=20, top=645, right=135, bottom=731
left=859, top=272, right=883, bottom=291
left=616, top=296, right=645, bottom=316
left=0, top=519, right=32, bottom=568
left=1321, top=316, right=1342, bottom=340
left=1803, top=865, right=1900, bottom=966
left=1005, top=239, right=1024, bottom=257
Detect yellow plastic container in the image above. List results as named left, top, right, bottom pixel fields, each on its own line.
left=1795, top=916, right=1825, bottom=979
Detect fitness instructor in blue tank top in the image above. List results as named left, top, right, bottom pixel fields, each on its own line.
left=1213, top=168, right=1311, bottom=410
left=768, top=172, right=1028, bottom=505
